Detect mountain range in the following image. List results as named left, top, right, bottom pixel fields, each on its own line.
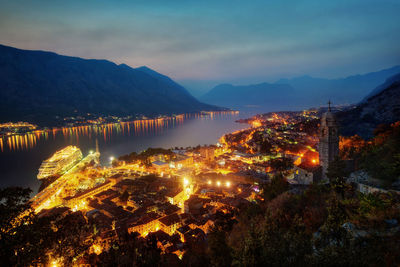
left=1, top=43, right=399, bottom=132
left=0, top=44, right=220, bottom=125
left=200, top=66, right=400, bottom=111
left=337, top=73, right=400, bottom=138
left=200, top=83, right=296, bottom=111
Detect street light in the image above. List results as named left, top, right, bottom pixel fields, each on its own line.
left=217, top=181, right=221, bottom=187
left=109, top=156, right=115, bottom=161
left=226, top=181, right=231, bottom=187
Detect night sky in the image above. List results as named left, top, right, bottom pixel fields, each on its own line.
left=1, top=0, right=399, bottom=94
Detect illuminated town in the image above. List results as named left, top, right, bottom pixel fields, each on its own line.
left=26, top=109, right=329, bottom=261
left=1, top=1, right=399, bottom=265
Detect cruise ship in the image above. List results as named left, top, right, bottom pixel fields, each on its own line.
left=37, top=146, right=83, bottom=179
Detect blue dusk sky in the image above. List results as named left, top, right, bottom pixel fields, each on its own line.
left=0, top=0, right=399, bottom=95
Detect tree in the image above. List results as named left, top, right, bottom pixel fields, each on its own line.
left=0, top=187, right=97, bottom=266
left=0, top=187, right=52, bottom=266
left=360, top=122, right=400, bottom=184
left=326, top=156, right=352, bottom=198
left=326, top=156, right=349, bottom=182
left=89, top=232, right=163, bottom=266
left=49, top=211, right=93, bottom=265
left=207, top=226, right=232, bottom=267
left=262, top=174, right=289, bottom=201
left=269, top=157, right=294, bottom=173
left=311, top=195, right=375, bottom=266
left=231, top=215, right=312, bottom=266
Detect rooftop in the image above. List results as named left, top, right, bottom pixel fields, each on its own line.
left=159, top=213, right=181, bottom=226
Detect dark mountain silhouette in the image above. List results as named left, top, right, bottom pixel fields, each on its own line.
left=275, top=66, right=400, bottom=106
left=200, top=82, right=297, bottom=111
left=0, top=44, right=220, bottom=125
left=337, top=73, right=400, bottom=138
left=361, top=71, right=400, bottom=101
left=201, top=66, right=400, bottom=111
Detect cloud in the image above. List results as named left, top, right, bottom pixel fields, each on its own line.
left=0, top=0, right=399, bottom=83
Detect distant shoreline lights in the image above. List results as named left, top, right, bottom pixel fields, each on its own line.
left=0, top=111, right=239, bottom=152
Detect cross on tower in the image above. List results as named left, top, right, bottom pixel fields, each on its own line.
left=327, top=100, right=332, bottom=112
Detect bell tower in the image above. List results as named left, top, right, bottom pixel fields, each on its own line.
left=319, top=101, right=339, bottom=180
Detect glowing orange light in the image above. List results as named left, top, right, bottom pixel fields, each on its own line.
left=92, top=244, right=102, bottom=255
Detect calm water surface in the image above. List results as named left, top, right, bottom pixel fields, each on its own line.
left=0, top=112, right=252, bottom=193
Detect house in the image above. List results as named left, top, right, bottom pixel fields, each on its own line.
left=184, top=195, right=204, bottom=214
left=166, top=189, right=185, bottom=206
left=199, top=147, right=215, bottom=161
left=293, top=162, right=321, bottom=184
left=127, top=212, right=161, bottom=236
left=347, top=171, right=398, bottom=194
left=150, top=154, right=166, bottom=162
left=169, top=154, right=193, bottom=169
left=177, top=225, right=191, bottom=242
left=159, top=213, right=183, bottom=236
left=152, top=160, right=169, bottom=172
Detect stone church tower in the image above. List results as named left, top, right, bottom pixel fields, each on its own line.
left=319, top=101, right=339, bottom=180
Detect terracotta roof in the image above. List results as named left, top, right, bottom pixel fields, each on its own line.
left=298, top=162, right=320, bottom=172
left=159, top=213, right=181, bottom=226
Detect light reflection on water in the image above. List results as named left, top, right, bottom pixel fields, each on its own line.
left=0, top=111, right=249, bottom=192
left=1, top=112, right=238, bottom=152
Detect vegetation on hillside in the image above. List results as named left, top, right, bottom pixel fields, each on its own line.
left=118, top=148, right=175, bottom=166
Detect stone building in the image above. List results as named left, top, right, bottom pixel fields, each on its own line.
left=293, top=162, right=322, bottom=185
left=319, top=102, right=339, bottom=180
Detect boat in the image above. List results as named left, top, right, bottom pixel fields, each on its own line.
left=37, top=145, right=83, bottom=179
